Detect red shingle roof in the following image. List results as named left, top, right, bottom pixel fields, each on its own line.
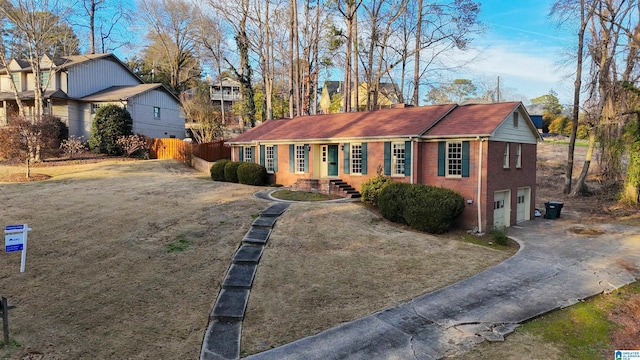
left=426, top=102, right=521, bottom=137
left=229, top=104, right=457, bottom=143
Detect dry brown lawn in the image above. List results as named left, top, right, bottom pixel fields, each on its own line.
left=0, top=159, right=266, bottom=359
left=242, top=203, right=514, bottom=355
left=0, top=157, right=516, bottom=359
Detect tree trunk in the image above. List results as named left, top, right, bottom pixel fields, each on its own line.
left=89, top=0, right=96, bottom=54
left=343, top=3, right=353, bottom=113
left=412, top=0, right=422, bottom=106
left=564, top=0, right=588, bottom=194
left=353, top=9, right=359, bottom=111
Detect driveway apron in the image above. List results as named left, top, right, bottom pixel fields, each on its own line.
left=245, top=218, right=640, bottom=359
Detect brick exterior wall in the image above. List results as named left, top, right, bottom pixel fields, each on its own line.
left=232, top=139, right=537, bottom=231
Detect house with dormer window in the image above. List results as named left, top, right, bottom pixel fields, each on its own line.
left=227, top=102, right=542, bottom=231
left=0, top=53, right=184, bottom=139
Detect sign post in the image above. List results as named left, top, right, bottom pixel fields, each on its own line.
left=5, top=224, right=31, bottom=273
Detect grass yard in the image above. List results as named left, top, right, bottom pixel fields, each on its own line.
left=0, top=159, right=266, bottom=359
left=457, top=281, right=640, bottom=359
left=0, top=158, right=516, bottom=359
left=242, top=203, right=515, bottom=355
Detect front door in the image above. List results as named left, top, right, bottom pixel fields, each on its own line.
left=328, top=145, right=338, bottom=176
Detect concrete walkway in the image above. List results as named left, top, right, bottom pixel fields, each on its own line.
left=245, top=218, right=640, bottom=359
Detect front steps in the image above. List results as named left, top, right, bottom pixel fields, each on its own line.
left=329, top=179, right=361, bottom=198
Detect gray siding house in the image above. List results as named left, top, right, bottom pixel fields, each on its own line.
left=0, top=53, right=184, bottom=139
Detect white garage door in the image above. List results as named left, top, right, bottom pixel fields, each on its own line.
left=517, top=187, right=530, bottom=223
left=493, top=190, right=511, bottom=228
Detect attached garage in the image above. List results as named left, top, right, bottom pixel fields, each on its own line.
left=493, top=190, right=511, bottom=228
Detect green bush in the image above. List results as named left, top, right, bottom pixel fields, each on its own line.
left=88, top=105, right=133, bottom=155
left=211, top=159, right=230, bottom=181
left=489, top=226, right=509, bottom=245
left=237, top=162, right=267, bottom=186
left=361, top=174, right=391, bottom=206
left=377, top=182, right=411, bottom=224
left=224, top=161, right=241, bottom=183
left=402, top=185, right=465, bottom=234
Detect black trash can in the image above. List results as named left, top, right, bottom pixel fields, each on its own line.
left=544, top=201, right=564, bottom=219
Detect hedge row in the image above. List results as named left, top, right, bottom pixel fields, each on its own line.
left=362, top=176, right=465, bottom=234
left=210, top=160, right=267, bottom=186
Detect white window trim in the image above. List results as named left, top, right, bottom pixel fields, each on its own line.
left=392, top=142, right=405, bottom=177
left=265, top=145, right=275, bottom=173
left=153, top=106, right=161, bottom=119
left=243, top=146, right=253, bottom=163
left=513, top=112, right=519, bottom=128
left=351, top=143, right=363, bottom=175
left=503, top=143, right=510, bottom=169
left=516, top=143, right=522, bottom=168
left=446, top=141, right=463, bottom=178
left=295, top=144, right=305, bottom=174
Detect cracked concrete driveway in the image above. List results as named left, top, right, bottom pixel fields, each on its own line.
left=245, top=218, right=640, bottom=360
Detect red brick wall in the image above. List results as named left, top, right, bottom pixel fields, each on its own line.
left=417, top=141, right=483, bottom=230
left=485, top=141, right=537, bottom=228
left=416, top=140, right=537, bottom=231
left=234, top=140, right=537, bottom=231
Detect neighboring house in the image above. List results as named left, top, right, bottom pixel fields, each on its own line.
left=227, top=101, right=542, bottom=231
left=0, top=53, right=184, bottom=139
left=209, top=77, right=241, bottom=124
left=319, top=81, right=399, bottom=114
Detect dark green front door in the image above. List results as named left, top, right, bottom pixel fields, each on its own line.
left=328, top=145, right=338, bottom=176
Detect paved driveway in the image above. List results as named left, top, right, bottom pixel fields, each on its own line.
left=246, top=218, right=640, bottom=359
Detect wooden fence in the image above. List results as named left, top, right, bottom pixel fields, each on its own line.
left=192, top=140, right=231, bottom=162
left=148, top=139, right=230, bottom=163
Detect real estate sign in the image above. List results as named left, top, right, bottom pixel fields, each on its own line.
left=4, top=224, right=30, bottom=272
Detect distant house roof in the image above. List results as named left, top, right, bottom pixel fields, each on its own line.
left=0, top=89, right=69, bottom=101
left=81, top=84, right=165, bottom=102
left=530, top=115, right=543, bottom=129
left=228, top=101, right=540, bottom=144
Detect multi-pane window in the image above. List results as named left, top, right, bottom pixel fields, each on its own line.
left=91, top=103, right=100, bottom=114
left=295, top=145, right=305, bottom=173
left=40, top=71, right=50, bottom=88
left=351, top=144, right=362, bottom=174
left=153, top=106, right=161, bottom=119
left=447, top=142, right=462, bottom=176
left=503, top=143, right=510, bottom=168
left=265, top=146, right=275, bottom=172
left=10, top=73, right=20, bottom=90
left=392, top=143, right=405, bottom=175
left=516, top=143, right=522, bottom=168
left=243, top=147, right=253, bottom=162
left=494, top=199, right=504, bottom=210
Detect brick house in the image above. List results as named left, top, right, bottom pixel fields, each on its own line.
left=227, top=102, right=542, bottom=231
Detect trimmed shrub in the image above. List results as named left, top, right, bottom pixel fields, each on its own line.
left=88, top=105, right=133, bottom=155
left=210, top=159, right=230, bottom=181
left=361, top=174, right=391, bottom=206
left=378, top=182, right=411, bottom=224
left=224, top=161, right=241, bottom=183
left=403, top=185, right=465, bottom=234
left=237, top=162, right=268, bottom=186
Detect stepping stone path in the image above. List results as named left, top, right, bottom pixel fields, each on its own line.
left=200, top=202, right=290, bottom=360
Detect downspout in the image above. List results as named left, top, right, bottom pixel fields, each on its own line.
left=477, top=137, right=484, bottom=233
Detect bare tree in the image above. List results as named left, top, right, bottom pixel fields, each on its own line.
left=76, top=0, right=132, bottom=54
left=551, top=0, right=594, bottom=194
left=138, top=0, right=201, bottom=94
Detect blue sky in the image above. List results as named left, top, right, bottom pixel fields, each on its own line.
left=459, top=0, right=576, bottom=104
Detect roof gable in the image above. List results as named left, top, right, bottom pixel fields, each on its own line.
left=425, top=102, right=540, bottom=140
